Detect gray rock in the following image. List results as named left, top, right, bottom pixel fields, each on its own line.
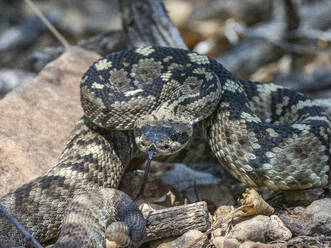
left=266, top=215, right=292, bottom=241
left=229, top=215, right=270, bottom=243
left=304, top=198, right=331, bottom=235
left=212, top=237, right=240, bottom=248
left=279, top=198, right=331, bottom=236
left=158, top=163, right=221, bottom=192
left=155, top=229, right=206, bottom=248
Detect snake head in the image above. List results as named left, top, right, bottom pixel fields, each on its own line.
left=134, top=113, right=193, bottom=156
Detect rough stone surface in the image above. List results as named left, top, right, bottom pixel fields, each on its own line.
left=212, top=237, right=240, bottom=248
left=229, top=215, right=270, bottom=243
left=156, top=229, right=206, bottom=248
left=280, top=198, right=331, bottom=236
left=266, top=215, right=292, bottom=241
left=239, top=241, right=286, bottom=248
left=159, top=163, right=221, bottom=191
left=304, top=198, right=331, bottom=235
left=0, top=47, right=100, bottom=196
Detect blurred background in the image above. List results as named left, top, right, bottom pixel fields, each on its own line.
left=0, top=0, right=330, bottom=100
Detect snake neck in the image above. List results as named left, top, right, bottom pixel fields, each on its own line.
left=83, top=118, right=138, bottom=165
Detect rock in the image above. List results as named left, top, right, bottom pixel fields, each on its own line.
left=229, top=215, right=270, bottom=243
left=286, top=235, right=331, bottom=247
left=292, top=206, right=305, bottom=215
left=0, top=47, right=100, bottom=196
left=156, top=229, right=207, bottom=248
left=280, top=198, right=331, bottom=236
left=304, top=198, right=331, bottom=235
left=266, top=215, right=292, bottom=241
left=212, top=237, right=240, bottom=248
left=159, top=163, right=221, bottom=192
left=239, top=241, right=286, bottom=248
left=279, top=216, right=305, bottom=236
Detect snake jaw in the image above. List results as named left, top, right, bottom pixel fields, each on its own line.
left=134, top=115, right=192, bottom=156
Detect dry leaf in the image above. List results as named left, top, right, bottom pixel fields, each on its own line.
left=153, top=190, right=177, bottom=206
left=190, top=188, right=275, bottom=248
left=235, top=188, right=274, bottom=217
left=213, top=205, right=235, bottom=223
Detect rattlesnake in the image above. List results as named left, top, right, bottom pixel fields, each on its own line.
left=0, top=46, right=330, bottom=247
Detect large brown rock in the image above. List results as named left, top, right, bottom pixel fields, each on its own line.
left=0, top=47, right=100, bottom=196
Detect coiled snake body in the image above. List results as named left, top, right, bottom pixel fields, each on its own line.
left=81, top=46, right=330, bottom=190
left=0, top=46, right=330, bottom=247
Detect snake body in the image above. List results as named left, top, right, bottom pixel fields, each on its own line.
left=0, top=118, right=145, bottom=247
left=0, top=46, right=330, bottom=247
left=82, top=46, right=330, bottom=190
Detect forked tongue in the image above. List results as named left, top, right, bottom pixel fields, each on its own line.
left=137, top=148, right=155, bottom=199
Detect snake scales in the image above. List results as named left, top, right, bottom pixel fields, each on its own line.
left=1, top=46, right=330, bottom=247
